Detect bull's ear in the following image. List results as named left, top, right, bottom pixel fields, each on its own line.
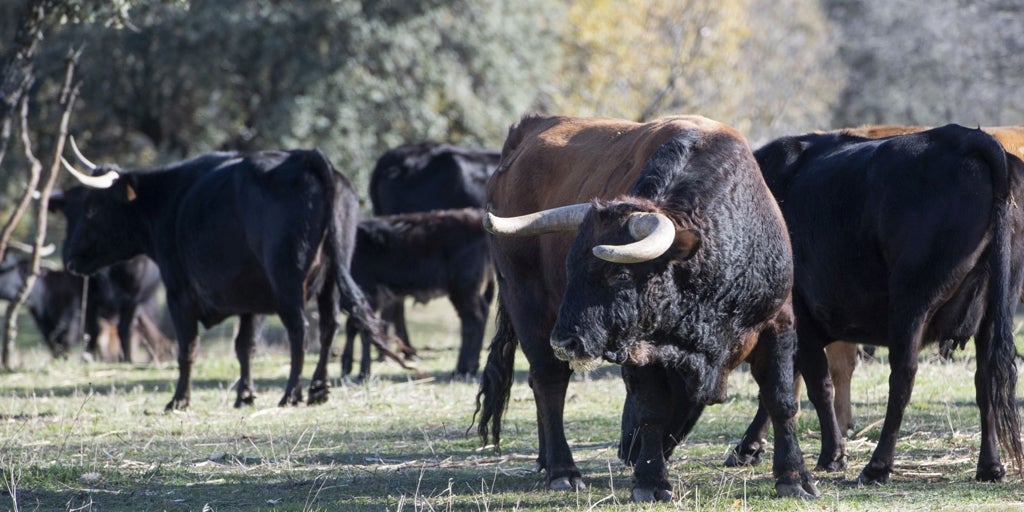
left=125, top=183, right=137, bottom=202
left=674, top=228, right=700, bottom=260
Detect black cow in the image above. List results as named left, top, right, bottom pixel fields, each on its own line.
left=366, top=141, right=500, bottom=366
left=0, top=254, right=84, bottom=357
left=59, top=146, right=391, bottom=410
left=475, top=115, right=817, bottom=501
left=369, top=141, right=500, bottom=215
left=340, top=207, right=495, bottom=378
left=0, top=249, right=170, bottom=361
left=727, top=124, right=1024, bottom=484
left=52, top=191, right=167, bottom=363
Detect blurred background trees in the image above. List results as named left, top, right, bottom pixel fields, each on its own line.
left=1, top=0, right=1022, bottom=215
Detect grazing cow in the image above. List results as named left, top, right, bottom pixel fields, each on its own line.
left=367, top=141, right=500, bottom=364
left=727, top=124, right=1024, bottom=484
left=0, top=253, right=84, bottom=357
left=341, top=207, right=494, bottom=378
left=0, top=248, right=171, bottom=361
left=59, top=144, right=392, bottom=410
left=815, top=124, right=1024, bottom=437
left=475, top=115, right=818, bottom=501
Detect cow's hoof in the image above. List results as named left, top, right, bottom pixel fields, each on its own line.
left=775, top=469, right=819, bottom=498
left=278, top=392, right=302, bottom=407
left=548, top=476, right=586, bottom=491
left=856, top=464, right=890, bottom=485
left=234, top=392, right=255, bottom=408
left=724, top=445, right=763, bottom=467
left=165, top=397, right=189, bottom=411
left=975, top=463, right=1006, bottom=482
left=631, top=487, right=673, bottom=502
left=307, top=383, right=329, bottom=406
left=815, top=453, right=847, bottom=472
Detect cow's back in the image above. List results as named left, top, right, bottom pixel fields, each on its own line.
left=759, top=125, right=1008, bottom=342
left=173, top=150, right=334, bottom=322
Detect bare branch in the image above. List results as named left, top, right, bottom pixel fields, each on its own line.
left=2, top=48, right=80, bottom=370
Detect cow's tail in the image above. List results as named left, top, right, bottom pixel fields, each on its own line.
left=978, top=133, right=1023, bottom=479
left=471, top=301, right=517, bottom=452
left=311, top=149, right=411, bottom=370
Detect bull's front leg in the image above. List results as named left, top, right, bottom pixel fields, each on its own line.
left=166, top=315, right=200, bottom=411
left=621, top=365, right=673, bottom=502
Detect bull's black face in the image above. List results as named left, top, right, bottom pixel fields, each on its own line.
left=550, top=202, right=698, bottom=371
left=60, top=179, right=146, bottom=276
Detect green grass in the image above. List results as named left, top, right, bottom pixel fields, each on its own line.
left=1, top=302, right=1024, bottom=511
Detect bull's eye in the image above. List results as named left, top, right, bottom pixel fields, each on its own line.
left=606, top=269, right=632, bottom=287
left=85, top=205, right=98, bottom=219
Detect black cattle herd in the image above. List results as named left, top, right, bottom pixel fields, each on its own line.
left=3, top=114, right=1022, bottom=501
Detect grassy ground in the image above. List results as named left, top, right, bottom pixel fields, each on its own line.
left=1, top=301, right=1024, bottom=511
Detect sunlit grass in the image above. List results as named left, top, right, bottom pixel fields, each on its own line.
left=0, top=303, right=1023, bottom=510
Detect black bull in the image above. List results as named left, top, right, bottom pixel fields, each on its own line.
left=341, top=207, right=494, bottom=378
left=59, top=148, right=393, bottom=410
left=474, top=115, right=818, bottom=502
left=726, top=124, right=1024, bottom=484
left=366, top=141, right=500, bottom=375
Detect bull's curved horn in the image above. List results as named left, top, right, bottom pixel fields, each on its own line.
left=484, top=203, right=591, bottom=236
left=7, top=240, right=56, bottom=257
left=68, top=136, right=97, bottom=170
left=592, top=212, right=677, bottom=263
left=61, top=156, right=119, bottom=189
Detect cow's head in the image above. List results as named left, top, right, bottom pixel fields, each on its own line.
left=485, top=199, right=700, bottom=371
left=58, top=138, right=145, bottom=275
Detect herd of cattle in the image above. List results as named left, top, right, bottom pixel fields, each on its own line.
left=4, top=115, right=1024, bottom=501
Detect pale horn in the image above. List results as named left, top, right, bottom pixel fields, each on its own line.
left=68, top=136, right=98, bottom=170
left=60, top=156, right=119, bottom=189
left=592, top=212, right=677, bottom=263
left=484, top=203, right=591, bottom=236
left=7, top=240, right=56, bottom=257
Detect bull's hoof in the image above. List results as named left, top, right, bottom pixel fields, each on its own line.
left=724, top=444, right=763, bottom=467
left=856, top=463, right=891, bottom=485
left=975, top=463, right=1006, bottom=482
left=548, top=476, right=586, bottom=491
left=165, top=397, right=189, bottom=411
left=307, top=382, right=330, bottom=405
left=775, top=471, right=820, bottom=499
left=815, top=453, right=848, bottom=472
left=631, top=487, right=673, bottom=502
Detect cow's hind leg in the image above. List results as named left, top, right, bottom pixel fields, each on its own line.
left=451, top=288, right=490, bottom=379
left=165, top=303, right=200, bottom=411
left=826, top=341, right=858, bottom=436
left=307, top=287, right=338, bottom=405
left=275, top=301, right=308, bottom=406
left=749, top=314, right=819, bottom=498
left=234, top=314, right=259, bottom=407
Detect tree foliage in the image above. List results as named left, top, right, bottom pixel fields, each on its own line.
left=29, top=0, right=562, bottom=193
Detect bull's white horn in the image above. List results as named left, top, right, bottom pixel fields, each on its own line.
left=61, top=156, right=119, bottom=189
left=7, top=240, right=56, bottom=257
left=484, top=203, right=591, bottom=236
left=593, top=212, right=677, bottom=263
left=68, top=136, right=97, bottom=170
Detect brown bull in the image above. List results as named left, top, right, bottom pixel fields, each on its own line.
left=474, top=115, right=818, bottom=501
